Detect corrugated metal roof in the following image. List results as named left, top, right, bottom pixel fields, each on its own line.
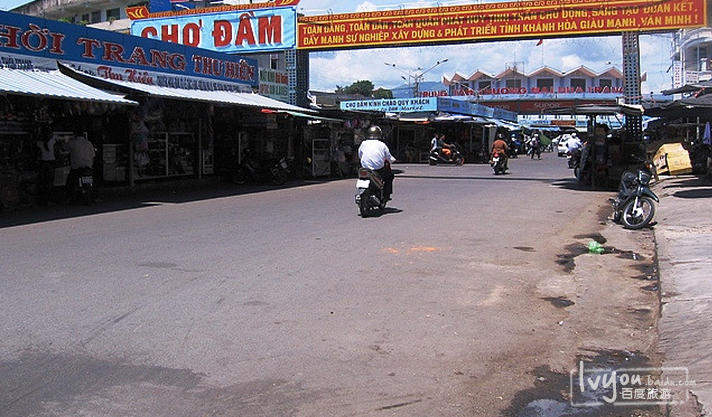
left=62, top=66, right=315, bottom=113
left=0, top=68, right=137, bottom=105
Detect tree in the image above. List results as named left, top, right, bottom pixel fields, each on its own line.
left=373, top=88, right=393, bottom=99
left=336, top=80, right=376, bottom=97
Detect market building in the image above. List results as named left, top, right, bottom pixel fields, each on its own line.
left=0, top=9, right=315, bottom=209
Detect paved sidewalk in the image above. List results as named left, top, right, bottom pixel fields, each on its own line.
left=655, top=175, right=712, bottom=416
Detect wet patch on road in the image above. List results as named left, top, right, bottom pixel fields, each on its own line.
left=556, top=243, right=588, bottom=272
left=573, top=233, right=607, bottom=244
left=507, top=350, right=661, bottom=417
left=0, top=351, right=316, bottom=417
left=542, top=297, right=575, bottom=308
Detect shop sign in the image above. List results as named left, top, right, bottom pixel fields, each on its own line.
left=298, top=0, right=707, bottom=50
left=0, top=10, right=258, bottom=89
left=437, top=97, right=517, bottom=122
left=673, top=61, right=682, bottom=88
left=340, top=98, right=437, bottom=113
left=131, top=7, right=297, bottom=53
left=259, top=68, right=289, bottom=102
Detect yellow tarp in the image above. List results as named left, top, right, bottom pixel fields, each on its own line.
left=654, top=143, right=693, bottom=175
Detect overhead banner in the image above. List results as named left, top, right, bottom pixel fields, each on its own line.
left=0, top=10, right=258, bottom=91
left=131, top=7, right=297, bottom=53
left=340, top=97, right=437, bottom=113
left=298, top=0, right=707, bottom=50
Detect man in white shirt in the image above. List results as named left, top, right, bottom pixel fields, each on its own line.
left=67, top=134, right=95, bottom=170
left=358, top=125, right=396, bottom=200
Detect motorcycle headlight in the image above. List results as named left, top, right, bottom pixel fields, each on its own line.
left=639, top=171, right=651, bottom=186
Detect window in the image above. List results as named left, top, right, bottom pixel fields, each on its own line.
left=106, top=8, right=120, bottom=20
left=90, top=10, right=101, bottom=23
left=599, top=79, right=612, bottom=88
left=536, top=78, right=554, bottom=89
left=81, top=13, right=90, bottom=23
left=270, top=55, right=280, bottom=70
left=570, top=78, right=586, bottom=90
left=505, top=78, right=522, bottom=89
left=478, top=81, right=491, bottom=91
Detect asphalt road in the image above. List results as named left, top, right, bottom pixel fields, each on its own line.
left=0, top=153, right=639, bottom=416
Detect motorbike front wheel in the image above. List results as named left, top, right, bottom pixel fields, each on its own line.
left=621, top=196, right=656, bottom=229
left=454, top=155, right=464, bottom=166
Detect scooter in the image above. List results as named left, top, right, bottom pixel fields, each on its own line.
left=71, top=167, right=94, bottom=205
left=612, top=157, right=659, bottom=229
left=355, top=165, right=389, bottom=217
left=429, top=144, right=464, bottom=166
left=491, top=151, right=507, bottom=175
left=233, top=149, right=288, bottom=186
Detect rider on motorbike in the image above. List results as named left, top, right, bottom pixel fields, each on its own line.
left=358, top=125, right=395, bottom=201
left=491, top=133, right=510, bottom=171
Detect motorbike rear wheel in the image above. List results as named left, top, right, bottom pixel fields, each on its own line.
left=621, top=196, right=655, bottom=229
left=233, top=167, right=249, bottom=185
left=359, top=189, right=372, bottom=217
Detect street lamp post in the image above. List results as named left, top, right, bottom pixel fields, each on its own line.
left=384, top=59, right=449, bottom=98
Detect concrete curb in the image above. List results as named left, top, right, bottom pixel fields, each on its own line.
left=655, top=175, right=712, bottom=416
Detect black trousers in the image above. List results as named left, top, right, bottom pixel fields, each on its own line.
left=376, top=166, right=394, bottom=197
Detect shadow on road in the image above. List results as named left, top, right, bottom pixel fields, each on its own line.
left=0, top=178, right=340, bottom=229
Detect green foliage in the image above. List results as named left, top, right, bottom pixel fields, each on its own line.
left=373, top=88, right=393, bottom=99
left=335, top=80, right=392, bottom=99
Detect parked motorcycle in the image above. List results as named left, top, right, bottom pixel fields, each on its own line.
left=233, top=149, right=288, bottom=185
left=612, top=157, right=658, bottom=229
left=573, top=143, right=592, bottom=183
left=71, top=167, right=94, bottom=205
left=355, top=166, right=388, bottom=217
left=491, top=151, right=507, bottom=175
left=429, top=144, right=464, bottom=166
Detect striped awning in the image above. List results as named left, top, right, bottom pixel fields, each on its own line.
left=0, top=68, right=137, bottom=105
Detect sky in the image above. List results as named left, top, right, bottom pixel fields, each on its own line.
left=0, top=0, right=676, bottom=95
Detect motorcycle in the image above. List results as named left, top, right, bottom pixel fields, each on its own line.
left=355, top=165, right=389, bottom=217
left=233, top=149, right=289, bottom=186
left=72, top=167, right=94, bottom=205
left=573, top=143, right=592, bottom=183
left=491, top=151, right=507, bottom=175
left=429, top=144, right=464, bottom=166
left=612, top=156, right=659, bottom=229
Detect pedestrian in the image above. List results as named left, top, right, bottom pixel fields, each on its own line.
left=35, top=127, right=56, bottom=205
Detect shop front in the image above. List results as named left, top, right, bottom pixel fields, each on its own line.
left=1, top=9, right=315, bottom=207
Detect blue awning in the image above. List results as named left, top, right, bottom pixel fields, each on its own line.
left=0, top=68, right=137, bottom=105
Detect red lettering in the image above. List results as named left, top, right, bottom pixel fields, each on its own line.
left=102, top=41, right=127, bottom=63
left=127, top=46, right=150, bottom=66
left=213, top=20, right=232, bottom=47
left=236, top=14, right=256, bottom=45
left=77, top=37, right=100, bottom=59
left=150, top=50, right=167, bottom=68
left=141, top=27, right=158, bottom=38
left=258, top=15, right=281, bottom=44
left=161, top=24, right=179, bottom=43
left=48, top=32, right=65, bottom=54
left=168, top=53, right=185, bottom=71
left=0, top=25, right=21, bottom=49
left=183, top=22, right=201, bottom=47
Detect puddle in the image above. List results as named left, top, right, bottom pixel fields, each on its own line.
left=509, top=350, right=659, bottom=417
left=556, top=244, right=588, bottom=272
left=573, top=233, right=608, bottom=244
left=514, top=246, right=536, bottom=252
left=542, top=297, right=575, bottom=308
